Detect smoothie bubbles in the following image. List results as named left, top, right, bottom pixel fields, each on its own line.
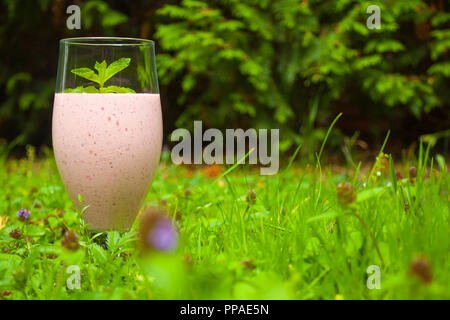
left=53, top=37, right=162, bottom=231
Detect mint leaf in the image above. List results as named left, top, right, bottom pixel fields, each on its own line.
left=94, top=61, right=108, bottom=87
left=63, top=86, right=135, bottom=93
left=70, top=68, right=100, bottom=84
left=100, top=86, right=136, bottom=93
left=81, top=86, right=101, bottom=93
left=104, top=58, right=131, bottom=83
left=66, top=58, right=135, bottom=93
left=63, top=86, right=100, bottom=93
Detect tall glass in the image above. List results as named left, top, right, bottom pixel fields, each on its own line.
left=52, top=37, right=162, bottom=231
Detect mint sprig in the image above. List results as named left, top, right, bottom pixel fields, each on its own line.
left=64, top=58, right=136, bottom=93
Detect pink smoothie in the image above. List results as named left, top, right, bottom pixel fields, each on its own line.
left=52, top=93, right=162, bottom=231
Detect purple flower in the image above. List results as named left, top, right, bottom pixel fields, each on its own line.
left=146, top=218, right=178, bottom=252
left=16, top=208, right=31, bottom=220
left=139, top=208, right=179, bottom=253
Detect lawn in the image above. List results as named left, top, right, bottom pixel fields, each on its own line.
left=0, top=144, right=449, bottom=300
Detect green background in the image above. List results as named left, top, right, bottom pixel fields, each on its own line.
left=0, top=0, right=449, bottom=158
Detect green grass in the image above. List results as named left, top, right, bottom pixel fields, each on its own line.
left=0, top=144, right=449, bottom=300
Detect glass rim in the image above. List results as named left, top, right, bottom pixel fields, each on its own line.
left=60, top=37, right=154, bottom=47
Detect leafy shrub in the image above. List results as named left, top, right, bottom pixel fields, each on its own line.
left=156, top=0, right=450, bottom=152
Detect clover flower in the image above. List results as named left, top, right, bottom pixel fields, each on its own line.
left=61, top=230, right=80, bottom=251
left=246, top=189, right=256, bottom=204
left=2, top=290, right=13, bottom=297
left=17, top=208, right=31, bottom=220
left=241, top=258, right=256, bottom=269
left=409, top=166, right=418, bottom=184
left=409, top=166, right=418, bottom=178
left=336, top=182, right=356, bottom=205
left=9, top=229, right=22, bottom=239
left=327, top=221, right=337, bottom=233
left=409, top=255, right=432, bottom=284
left=404, top=201, right=409, bottom=213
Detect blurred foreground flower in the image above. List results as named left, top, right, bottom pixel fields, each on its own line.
left=409, top=166, right=417, bottom=183
left=336, top=182, right=356, bottom=205
left=409, top=255, right=432, bottom=284
left=241, top=258, right=255, bottom=269
left=17, top=208, right=31, bottom=221
left=327, top=221, right=337, bottom=233
left=139, top=208, right=178, bottom=253
left=409, top=166, right=417, bottom=178
left=0, top=216, right=8, bottom=230
left=62, top=230, right=80, bottom=251
left=246, top=189, right=256, bottom=204
left=2, top=290, right=13, bottom=297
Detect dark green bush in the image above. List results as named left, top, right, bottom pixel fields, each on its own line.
left=155, top=0, right=449, bottom=151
